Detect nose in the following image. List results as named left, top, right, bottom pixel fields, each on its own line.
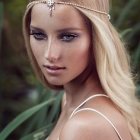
left=44, top=38, right=61, bottom=63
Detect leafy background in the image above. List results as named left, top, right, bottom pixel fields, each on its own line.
left=0, top=0, right=140, bottom=139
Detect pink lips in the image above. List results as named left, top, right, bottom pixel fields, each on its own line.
left=43, top=64, right=66, bottom=75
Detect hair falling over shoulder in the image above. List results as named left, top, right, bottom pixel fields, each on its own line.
left=74, top=0, right=140, bottom=139
left=23, top=0, right=140, bottom=139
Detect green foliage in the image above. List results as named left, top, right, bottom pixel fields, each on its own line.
left=111, top=0, right=140, bottom=96
left=6, top=0, right=27, bottom=26
left=0, top=2, right=4, bottom=46
left=114, top=0, right=138, bottom=28
left=0, top=86, right=63, bottom=140
left=0, top=98, right=55, bottom=140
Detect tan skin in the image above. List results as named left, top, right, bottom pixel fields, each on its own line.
left=29, top=3, right=132, bottom=140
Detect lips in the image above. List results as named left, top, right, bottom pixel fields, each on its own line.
left=43, top=64, right=66, bottom=70
left=42, top=64, right=66, bottom=75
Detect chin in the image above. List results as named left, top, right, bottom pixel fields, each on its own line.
left=46, top=75, right=79, bottom=86
left=47, top=79, right=65, bottom=86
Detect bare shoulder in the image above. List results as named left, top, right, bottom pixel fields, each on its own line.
left=59, top=99, right=132, bottom=140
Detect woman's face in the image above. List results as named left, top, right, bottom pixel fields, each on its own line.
left=29, top=4, right=91, bottom=86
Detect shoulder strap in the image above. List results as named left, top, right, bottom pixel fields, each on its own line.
left=69, top=94, right=109, bottom=118
left=71, top=108, right=123, bottom=140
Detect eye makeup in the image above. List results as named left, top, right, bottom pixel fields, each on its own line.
left=30, top=26, right=47, bottom=40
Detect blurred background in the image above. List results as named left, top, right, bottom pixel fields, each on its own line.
left=0, top=0, right=140, bottom=139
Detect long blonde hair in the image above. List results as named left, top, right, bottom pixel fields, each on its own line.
left=23, top=0, right=140, bottom=139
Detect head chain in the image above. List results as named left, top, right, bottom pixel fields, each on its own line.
left=27, top=0, right=111, bottom=19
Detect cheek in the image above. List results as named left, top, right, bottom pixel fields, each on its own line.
left=71, top=38, right=90, bottom=61
left=30, top=38, right=45, bottom=65
left=75, top=48, right=89, bottom=65
left=66, top=41, right=90, bottom=69
left=65, top=47, right=90, bottom=82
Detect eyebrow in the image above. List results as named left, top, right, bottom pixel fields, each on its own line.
left=56, top=28, right=84, bottom=32
left=30, top=25, right=83, bottom=33
left=30, top=26, right=45, bottom=32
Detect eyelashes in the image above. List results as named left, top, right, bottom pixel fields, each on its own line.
left=30, top=30, right=79, bottom=42
left=58, top=33, right=79, bottom=42
left=30, top=31, right=47, bottom=40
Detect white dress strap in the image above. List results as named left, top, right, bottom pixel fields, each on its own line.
left=52, top=94, right=123, bottom=140
left=70, top=108, right=123, bottom=140
left=47, top=94, right=108, bottom=140
left=69, top=94, right=109, bottom=118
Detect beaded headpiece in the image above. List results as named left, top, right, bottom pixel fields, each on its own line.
left=27, top=0, right=111, bottom=19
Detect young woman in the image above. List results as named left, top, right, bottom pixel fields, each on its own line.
left=23, top=0, right=140, bottom=140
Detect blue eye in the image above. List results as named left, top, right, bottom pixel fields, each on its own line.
left=30, top=31, right=47, bottom=41
left=59, top=33, right=79, bottom=42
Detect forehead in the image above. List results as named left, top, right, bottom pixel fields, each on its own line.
left=30, top=3, right=88, bottom=30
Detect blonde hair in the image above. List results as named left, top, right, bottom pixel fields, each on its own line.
left=23, top=0, right=140, bottom=139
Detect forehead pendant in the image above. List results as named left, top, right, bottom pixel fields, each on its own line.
left=47, top=0, right=55, bottom=16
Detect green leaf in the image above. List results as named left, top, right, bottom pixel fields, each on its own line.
left=132, top=43, right=140, bottom=69
left=120, top=28, right=132, bottom=38
left=21, top=92, right=53, bottom=136
left=0, top=2, right=4, bottom=47
left=0, top=2, right=4, bottom=28
left=116, top=0, right=137, bottom=27
left=20, top=124, right=54, bottom=140
left=46, top=92, right=63, bottom=124
left=0, top=98, right=55, bottom=140
left=126, top=23, right=140, bottom=40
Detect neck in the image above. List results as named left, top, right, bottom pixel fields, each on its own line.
left=63, top=75, right=104, bottom=111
